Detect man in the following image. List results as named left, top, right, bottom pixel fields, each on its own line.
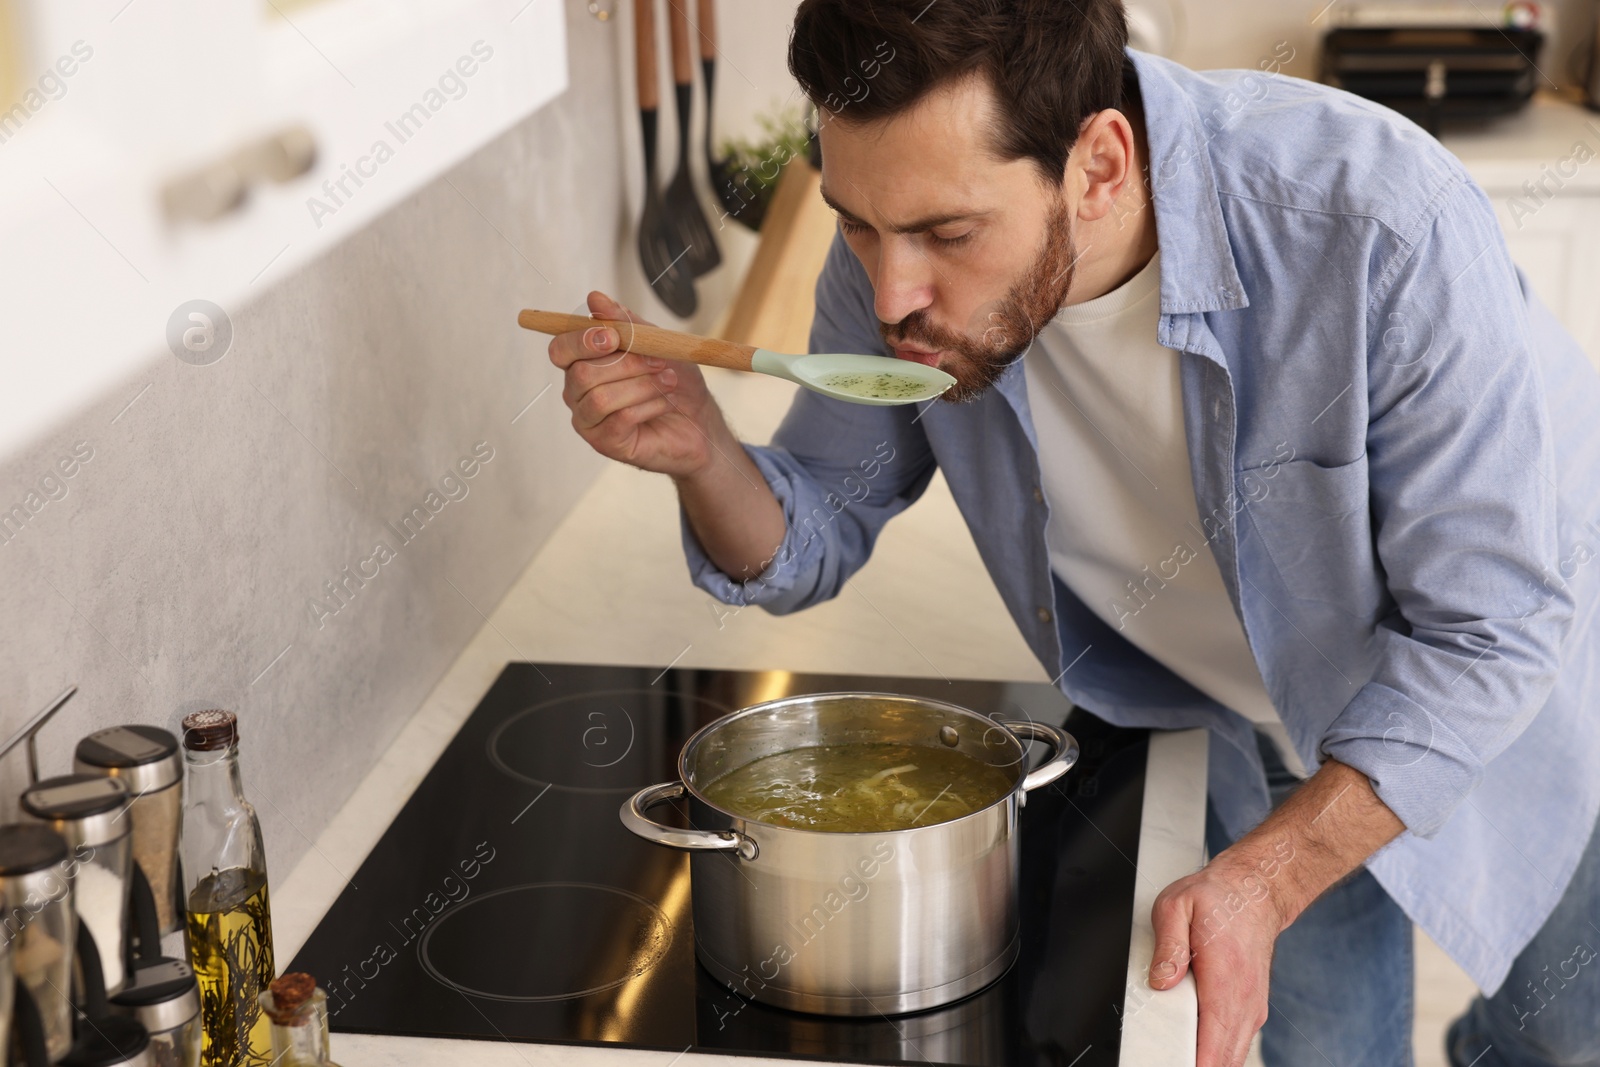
left=550, top=1, right=1600, bottom=1064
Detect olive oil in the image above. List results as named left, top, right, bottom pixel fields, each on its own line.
left=189, top=867, right=276, bottom=1067
left=188, top=870, right=276, bottom=1062
left=702, top=741, right=1016, bottom=832
left=818, top=371, right=936, bottom=400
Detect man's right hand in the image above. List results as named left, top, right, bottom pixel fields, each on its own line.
left=549, top=291, right=724, bottom=479
left=548, top=290, right=787, bottom=584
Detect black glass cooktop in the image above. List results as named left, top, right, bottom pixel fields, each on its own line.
left=289, top=663, right=1149, bottom=1066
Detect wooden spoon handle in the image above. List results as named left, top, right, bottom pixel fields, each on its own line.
left=667, top=0, right=693, bottom=87
left=697, top=0, right=716, bottom=61
left=634, top=0, right=659, bottom=112
left=518, top=310, right=757, bottom=372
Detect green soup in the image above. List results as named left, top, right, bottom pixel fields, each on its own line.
left=700, top=741, right=1016, bottom=832
left=817, top=371, right=934, bottom=400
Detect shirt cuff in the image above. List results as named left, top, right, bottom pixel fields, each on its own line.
left=1318, top=681, right=1484, bottom=839
left=679, top=444, right=829, bottom=615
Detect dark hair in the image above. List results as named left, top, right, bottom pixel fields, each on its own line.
left=789, top=0, right=1130, bottom=185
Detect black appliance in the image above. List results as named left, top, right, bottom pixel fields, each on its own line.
left=288, top=663, right=1150, bottom=1066
left=1322, top=26, right=1545, bottom=134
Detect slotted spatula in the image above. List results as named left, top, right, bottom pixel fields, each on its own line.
left=665, top=0, right=721, bottom=276
left=697, top=0, right=761, bottom=230
left=634, top=0, right=697, bottom=317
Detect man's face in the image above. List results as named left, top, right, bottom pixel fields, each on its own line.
left=818, top=75, right=1079, bottom=402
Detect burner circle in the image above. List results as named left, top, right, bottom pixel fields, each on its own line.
left=487, top=688, right=732, bottom=794
left=418, top=882, right=672, bottom=1002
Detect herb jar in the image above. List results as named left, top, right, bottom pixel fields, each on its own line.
left=20, top=775, right=134, bottom=994
left=75, top=726, right=184, bottom=935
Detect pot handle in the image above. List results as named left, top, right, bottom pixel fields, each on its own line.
left=620, top=781, right=759, bottom=861
left=994, top=719, right=1080, bottom=793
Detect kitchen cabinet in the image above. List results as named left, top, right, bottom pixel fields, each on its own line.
left=0, top=0, right=568, bottom=458
left=1493, top=196, right=1600, bottom=365
left=1443, top=95, right=1600, bottom=368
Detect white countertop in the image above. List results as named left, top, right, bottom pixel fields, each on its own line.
left=274, top=367, right=1209, bottom=1065
left=1443, top=93, right=1600, bottom=192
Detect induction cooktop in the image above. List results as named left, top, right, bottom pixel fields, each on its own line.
left=288, top=663, right=1149, bottom=1066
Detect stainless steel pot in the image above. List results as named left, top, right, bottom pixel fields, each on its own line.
left=619, top=692, right=1078, bottom=1016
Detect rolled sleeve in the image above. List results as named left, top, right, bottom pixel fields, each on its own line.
left=681, top=231, right=939, bottom=616
left=679, top=443, right=837, bottom=614
left=1317, top=178, right=1574, bottom=838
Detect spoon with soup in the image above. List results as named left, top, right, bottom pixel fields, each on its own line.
left=519, top=310, right=956, bottom=406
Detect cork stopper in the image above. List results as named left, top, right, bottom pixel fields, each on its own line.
left=264, top=972, right=317, bottom=1025
left=181, top=709, right=238, bottom=752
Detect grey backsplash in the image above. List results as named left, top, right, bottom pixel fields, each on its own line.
left=0, top=16, right=629, bottom=878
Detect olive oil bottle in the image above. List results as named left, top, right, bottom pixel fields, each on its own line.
left=182, top=710, right=276, bottom=1067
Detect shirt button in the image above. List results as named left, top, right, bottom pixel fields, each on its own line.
left=1037, top=607, right=1053, bottom=624
left=1032, top=486, right=1045, bottom=504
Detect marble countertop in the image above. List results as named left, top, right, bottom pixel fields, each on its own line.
left=273, top=367, right=1209, bottom=1065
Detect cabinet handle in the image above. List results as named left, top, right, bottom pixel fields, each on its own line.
left=160, top=125, right=318, bottom=224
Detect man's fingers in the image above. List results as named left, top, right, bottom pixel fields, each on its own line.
left=582, top=396, right=675, bottom=451
left=572, top=372, right=676, bottom=431
left=546, top=292, right=653, bottom=372
left=588, top=290, right=646, bottom=326
left=548, top=322, right=620, bottom=370
left=1148, top=890, right=1194, bottom=988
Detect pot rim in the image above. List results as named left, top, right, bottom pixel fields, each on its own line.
left=676, top=690, right=1033, bottom=836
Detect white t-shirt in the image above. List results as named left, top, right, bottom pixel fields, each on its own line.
left=1022, top=251, right=1307, bottom=778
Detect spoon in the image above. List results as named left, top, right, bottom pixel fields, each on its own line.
left=519, top=310, right=956, bottom=406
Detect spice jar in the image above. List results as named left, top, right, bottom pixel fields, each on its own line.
left=0, top=897, right=15, bottom=1059
left=20, top=775, right=134, bottom=994
left=75, top=726, right=184, bottom=935
left=110, top=958, right=201, bottom=1067
left=258, top=973, right=342, bottom=1067
left=0, top=823, right=75, bottom=1061
left=58, top=1015, right=153, bottom=1067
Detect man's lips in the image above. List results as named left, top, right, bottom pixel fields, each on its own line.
left=890, top=345, right=943, bottom=367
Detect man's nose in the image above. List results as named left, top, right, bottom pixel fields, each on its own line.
left=873, top=240, right=936, bottom=327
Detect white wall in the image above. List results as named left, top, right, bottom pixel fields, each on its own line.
left=0, top=11, right=630, bottom=879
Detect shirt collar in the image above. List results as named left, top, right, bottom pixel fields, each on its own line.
left=1126, top=49, right=1250, bottom=316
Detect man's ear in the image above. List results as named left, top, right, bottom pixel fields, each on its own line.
left=1071, top=110, right=1136, bottom=223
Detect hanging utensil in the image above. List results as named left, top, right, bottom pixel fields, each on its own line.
left=665, top=0, right=721, bottom=275
left=634, top=0, right=697, bottom=317
left=518, top=310, right=957, bottom=405
left=697, top=0, right=761, bottom=230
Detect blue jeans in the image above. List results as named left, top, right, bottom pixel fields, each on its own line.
left=1204, top=734, right=1600, bottom=1067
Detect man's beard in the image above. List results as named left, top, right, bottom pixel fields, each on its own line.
left=881, top=193, right=1078, bottom=403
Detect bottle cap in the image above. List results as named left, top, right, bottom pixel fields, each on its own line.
left=181, top=710, right=238, bottom=752
left=261, top=972, right=318, bottom=1025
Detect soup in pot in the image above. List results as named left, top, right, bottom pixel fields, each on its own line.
left=700, top=741, right=1017, bottom=832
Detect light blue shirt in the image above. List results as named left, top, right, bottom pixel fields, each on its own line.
left=681, top=50, right=1600, bottom=995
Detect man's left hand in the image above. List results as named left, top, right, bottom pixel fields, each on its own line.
left=1147, top=840, right=1296, bottom=1067
left=1144, top=758, right=1407, bottom=1067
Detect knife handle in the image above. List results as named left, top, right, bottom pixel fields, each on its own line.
left=518, top=310, right=757, bottom=371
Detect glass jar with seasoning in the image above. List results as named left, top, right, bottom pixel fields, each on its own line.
left=75, top=726, right=184, bottom=935
left=0, top=926, right=13, bottom=1063
left=110, top=957, right=201, bottom=1067
left=180, top=709, right=275, bottom=1067
left=0, top=823, right=76, bottom=1061
left=58, top=1015, right=153, bottom=1067
left=20, top=774, right=134, bottom=994
left=258, top=973, right=342, bottom=1067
